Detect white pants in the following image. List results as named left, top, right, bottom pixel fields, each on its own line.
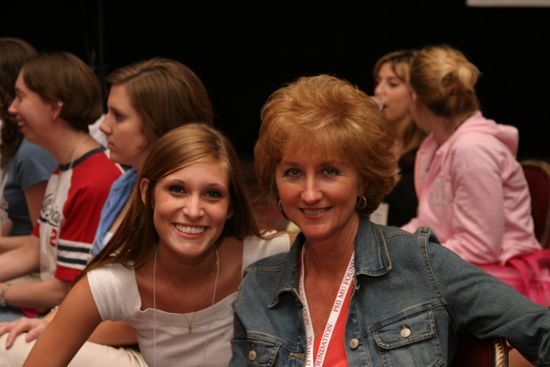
left=0, top=334, right=147, bottom=367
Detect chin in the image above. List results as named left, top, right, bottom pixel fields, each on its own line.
left=299, top=227, right=330, bottom=241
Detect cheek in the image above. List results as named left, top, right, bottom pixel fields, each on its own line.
left=150, top=193, right=174, bottom=221
left=211, top=202, right=231, bottom=223
left=151, top=200, right=164, bottom=224
left=276, top=182, right=295, bottom=204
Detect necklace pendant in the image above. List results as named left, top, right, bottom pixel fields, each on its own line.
left=187, top=322, right=192, bottom=333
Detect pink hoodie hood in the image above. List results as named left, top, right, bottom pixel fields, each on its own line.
left=451, top=111, right=518, bottom=156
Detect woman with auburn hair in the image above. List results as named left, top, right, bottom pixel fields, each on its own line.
left=230, top=74, right=550, bottom=366
left=23, top=124, right=291, bottom=367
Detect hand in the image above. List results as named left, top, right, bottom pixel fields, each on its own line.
left=0, top=317, right=49, bottom=349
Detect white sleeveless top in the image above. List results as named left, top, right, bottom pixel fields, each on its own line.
left=87, top=234, right=290, bottom=367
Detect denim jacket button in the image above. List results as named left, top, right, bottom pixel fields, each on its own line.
left=349, top=338, right=360, bottom=349
left=400, top=326, right=412, bottom=338
left=248, top=350, right=257, bottom=361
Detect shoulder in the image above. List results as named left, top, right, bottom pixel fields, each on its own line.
left=71, top=149, right=122, bottom=190
left=378, top=224, right=442, bottom=260
left=13, top=140, right=56, bottom=167
left=88, top=263, right=137, bottom=320
left=447, top=133, right=507, bottom=173
left=87, top=263, right=136, bottom=299
left=88, top=263, right=128, bottom=283
left=386, top=225, right=463, bottom=269
left=75, top=148, right=122, bottom=175
left=450, top=117, right=513, bottom=162
left=242, top=232, right=291, bottom=268
left=452, top=131, right=501, bottom=153
left=17, top=140, right=48, bottom=154
left=108, top=169, right=137, bottom=193
left=117, top=169, right=138, bottom=185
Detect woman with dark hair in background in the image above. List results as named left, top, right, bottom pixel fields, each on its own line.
left=0, top=52, right=122, bottom=323
left=0, top=38, right=56, bottom=248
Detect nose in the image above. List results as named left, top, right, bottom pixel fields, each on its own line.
left=99, top=114, right=112, bottom=135
left=374, top=81, right=387, bottom=98
left=8, top=98, right=19, bottom=115
left=182, top=194, right=204, bottom=219
left=301, top=176, right=322, bottom=204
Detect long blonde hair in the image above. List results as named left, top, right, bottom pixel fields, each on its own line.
left=373, top=49, right=426, bottom=167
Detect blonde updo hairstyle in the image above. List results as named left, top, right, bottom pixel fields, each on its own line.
left=254, top=74, right=397, bottom=215
left=409, top=45, right=480, bottom=117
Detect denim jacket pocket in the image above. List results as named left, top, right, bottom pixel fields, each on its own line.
left=373, top=309, right=444, bottom=367
left=234, top=332, right=303, bottom=367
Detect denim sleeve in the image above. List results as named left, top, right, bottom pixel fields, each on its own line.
left=229, top=312, right=249, bottom=366
left=424, top=236, right=550, bottom=365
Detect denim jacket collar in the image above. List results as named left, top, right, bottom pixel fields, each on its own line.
left=270, top=216, right=392, bottom=307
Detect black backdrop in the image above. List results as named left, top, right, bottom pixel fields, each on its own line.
left=3, top=1, right=550, bottom=160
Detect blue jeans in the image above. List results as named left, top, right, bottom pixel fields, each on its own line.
left=0, top=306, right=29, bottom=322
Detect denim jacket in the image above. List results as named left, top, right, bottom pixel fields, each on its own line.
left=230, top=218, right=550, bottom=366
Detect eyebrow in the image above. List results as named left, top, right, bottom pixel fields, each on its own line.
left=107, top=106, right=125, bottom=115
left=279, top=159, right=345, bottom=166
left=164, top=177, right=228, bottom=189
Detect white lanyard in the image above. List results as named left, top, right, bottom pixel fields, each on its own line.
left=298, top=248, right=355, bottom=367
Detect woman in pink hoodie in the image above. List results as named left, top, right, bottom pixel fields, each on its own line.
left=402, top=45, right=541, bottom=275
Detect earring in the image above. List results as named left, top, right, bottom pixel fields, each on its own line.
left=356, top=195, right=367, bottom=210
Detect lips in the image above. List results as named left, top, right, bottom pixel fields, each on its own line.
left=301, top=208, right=329, bottom=216
left=173, top=223, right=207, bottom=234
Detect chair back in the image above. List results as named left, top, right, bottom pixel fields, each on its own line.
left=521, top=159, right=550, bottom=248
left=452, top=334, right=508, bottom=367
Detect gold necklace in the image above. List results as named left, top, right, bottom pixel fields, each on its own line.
left=152, top=247, right=220, bottom=366
left=170, top=248, right=219, bottom=333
